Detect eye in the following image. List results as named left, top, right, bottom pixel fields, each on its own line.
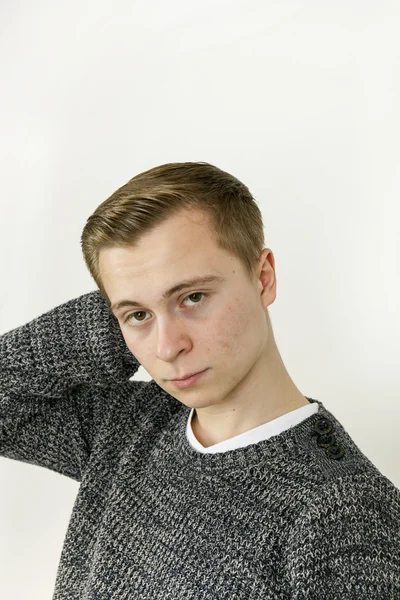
left=124, top=292, right=207, bottom=327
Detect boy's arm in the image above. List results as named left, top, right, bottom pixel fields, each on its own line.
left=284, top=472, right=400, bottom=599
left=0, top=290, right=140, bottom=481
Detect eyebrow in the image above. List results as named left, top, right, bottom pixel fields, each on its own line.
left=110, top=275, right=226, bottom=315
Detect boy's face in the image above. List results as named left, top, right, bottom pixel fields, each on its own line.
left=99, top=209, right=276, bottom=411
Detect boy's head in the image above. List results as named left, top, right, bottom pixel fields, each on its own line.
left=81, top=162, right=279, bottom=407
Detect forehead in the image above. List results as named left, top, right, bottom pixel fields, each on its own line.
left=98, top=210, right=238, bottom=311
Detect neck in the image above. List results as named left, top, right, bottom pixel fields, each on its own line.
left=191, top=316, right=309, bottom=447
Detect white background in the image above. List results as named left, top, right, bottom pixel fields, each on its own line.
left=0, top=1, right=399, bottom=598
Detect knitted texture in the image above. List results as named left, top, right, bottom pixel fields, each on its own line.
left=1, top=290, right=399, bottom=599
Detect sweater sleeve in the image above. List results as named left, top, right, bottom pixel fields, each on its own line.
left=284, top=471, right=400, bottom=599
left=0, top=290, right=140, bottom=481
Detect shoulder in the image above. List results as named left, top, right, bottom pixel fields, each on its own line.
left=291, top=399, right=400, bottom=519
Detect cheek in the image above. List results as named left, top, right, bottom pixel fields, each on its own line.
left=119, top=327, right=148, bottom=364
left=212, top=298, right=256, bottom=354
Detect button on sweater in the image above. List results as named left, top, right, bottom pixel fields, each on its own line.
left=1, top=290, right=399, bottom=599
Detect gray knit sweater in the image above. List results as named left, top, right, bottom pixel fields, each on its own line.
left=1, top=290, right=399, bottom=599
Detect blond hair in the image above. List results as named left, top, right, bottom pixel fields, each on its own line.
left=80, top=161, right=265, bottom=306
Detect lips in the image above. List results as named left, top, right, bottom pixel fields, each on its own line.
left=170, top=369, right=208, bottom=388
left=172, top=370, right=202, bottom=381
